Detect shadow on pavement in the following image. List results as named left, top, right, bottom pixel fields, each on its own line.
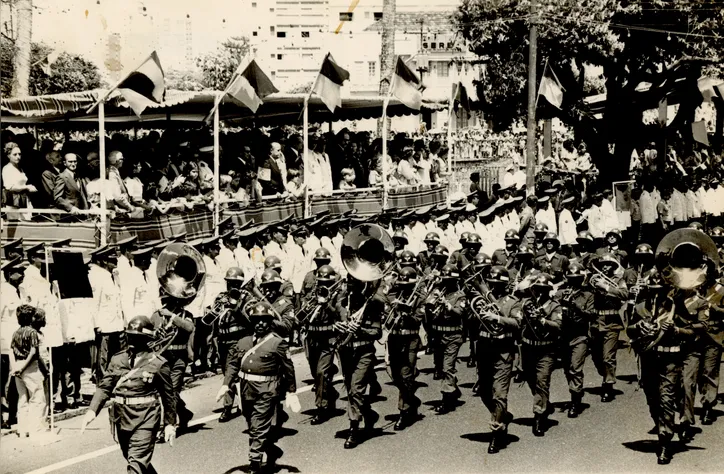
left=222, top=463, right=300, bottom=473
left=616, top=374, right=639, bottom=384
left=461, top=431, right=521, bottom=446
left=622, top=439, right=706, bottom=455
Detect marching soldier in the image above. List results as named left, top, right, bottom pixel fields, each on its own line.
left=700, top=276, right=724, bottom=425
left=387, top=267, right=424, bottom=431
left=263, top=256, right=295, bottom=299
left=475, top=265, right=521, bottom=454
left=300, top=248, right=333, bottom=298
left=258, top=269, right=298, bottom=339
left=448, top=232, right=471, bottom=266
left=302, top=265, right=342, bottom=425
left=589, top=253, right=629, bottom=403
left=418, top=232, right=440, bottom=269
left=212, top=267, right=255, bottom=423
left=534, top=232, right=570, bottom=283
left=422, top=245, right=449, bottom=358
left=596, top=230, right=629, bottom=268
left=571, top=230, right=596, bottom=268
left=452, top=232, right=482, bottom=368
left=623, top=244, right=657, bottom=316
left=335, top=275, right=385, bottom=449
left=492, top=229, right=520, bottom=267
left=81, top=316, right=177, bottom=474
left=519, top=273, right=562, bottom=436
left=216, top=303, right=297, bottom=473
left=532, top=223, right=549, bottom=257
left=425, top=265, right=466, bottom=414
left=559, top=262, right=594, bottom=418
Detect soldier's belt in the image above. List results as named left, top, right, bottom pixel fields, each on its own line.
left=656, top=345, right=680, bottom=353
left=167, top=344, right=187, bottom=351
left=219, top=326, right=243, bottom=335
left=351, top=340, right=373, bottom=348
left=480, top=331, right=514, bottom=339
left=241, top=373, right=280, bottom=382
left=307, top=325, right=335, bottom=332
left=111, top=396, right=158, bottom=406
left=390, top=329, right=419, bottom=336
left=432, top=325, right=463, bottom=333
left=597, top=309, right=619, bottom=315
left=522, top=337, right=556, bottom=346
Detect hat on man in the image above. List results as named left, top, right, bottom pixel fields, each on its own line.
left=218, top=216, right=234, bottom=231
left=478, top=205, right=496, bottom=218
left=51, top=238, right=72, bottom=248
left=201, top=235, right=220, bottom=247
left=2, top=238, right=24, bottom=258
left=436, top=213, right=450, bottom=223
left=465, top=203, right=477, bottom=213
left=172, top=232, right=188, bottom=242
left=144, top=239, right=164, bottom=249
left=220, top=229, right=238, bottom=242
left=26, top=243, right=45, bottom=260
left=538, top=195, right=550, bottom=204
left=90, top=245, right=117, bottom=261
left=131, top=247, right=153, bottom=260
left=1, top=257, right=25, bottom=273
left=116, top=236, right=138, bottom=249
left=561, top=195, right=575, bottom=205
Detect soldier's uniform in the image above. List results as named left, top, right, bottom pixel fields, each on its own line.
left=560, top=283, right=594, bottom=415
left=224, top=327, right=296, bottom=467
left=271, top=293, right=297, bottom=338
left=700, top=279, right=724, bottom=424
left=88, top=349, right=176, bottom=474
left=534, top=252, right=570, bottom=283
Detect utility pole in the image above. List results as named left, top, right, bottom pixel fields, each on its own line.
left=525, top=0, right=538, bottom=191
left=377, top=0, right=396, bottom=135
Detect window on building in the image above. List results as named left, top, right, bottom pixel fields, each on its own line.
left=278, top=54, right=283, bottom=60
left=270, top=26, right=275, bottom=33
left=373, top=12, right=383, bottom=20
left=251, top=2, right=256, bottom=6
left=301, top=31, right=309, bottom=38
left=252, top=31, right=257, bottom=36
left=432, top=61, right=449, bottom=78
left=270, top=7, right=274, bottom=12
left=339, top=12, right=353, bottom=21
left=277, top=31, right=286, bottom=38
left=368, top=61, right=376, bottom=78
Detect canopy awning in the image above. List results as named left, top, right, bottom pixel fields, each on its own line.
left=0, top=90, right=446, bottom=127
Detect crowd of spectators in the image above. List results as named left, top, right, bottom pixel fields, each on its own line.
left=1, top=127, right=451, bottom=219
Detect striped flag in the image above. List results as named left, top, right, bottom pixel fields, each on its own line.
left=40, top=51, right=60, bottom=76
left=226, top=59, right=278, bottom=113
left=391, top=56, right=422, bottom=110
left=312, top=53, right=350, bottom=112
left=117, top=51, right=166, bottom=116
left=538, top=62, right=564, bottom=109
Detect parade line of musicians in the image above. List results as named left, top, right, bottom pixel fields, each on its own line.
left=3, top=195, right=724, bottom=472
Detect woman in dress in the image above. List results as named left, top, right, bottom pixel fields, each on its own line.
left=2, top=142, right=37, bottom=219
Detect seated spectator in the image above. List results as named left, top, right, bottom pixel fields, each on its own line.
left=339, top=168, right=357, bottom=191
left=285, top=168, right=305, bottom=199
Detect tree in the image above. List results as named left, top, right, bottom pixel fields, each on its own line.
left=456, top=0, right=724, bottom=184
left=10, top=0, right=32, bottom=96
left=196, top=36, right=250, bottom=90
left=165, top=69, right=204, bottom=91
left=286, top=81, right=314, bottom=94
left=1, top=40, right=103, bottom=96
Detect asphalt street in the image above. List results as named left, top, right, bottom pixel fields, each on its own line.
left=3, top=342, right=724, bottom=474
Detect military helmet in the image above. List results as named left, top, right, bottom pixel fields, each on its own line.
left=566, top=262, right=587, bottom=279
left=473, top=253, right=493, bottom=268
left=249, top=302, right=274, bottom=319
left=224, top=267, right=245, bottom=281
left=125, top=316, right=155, bottom=338
left=399, top=250, right=417, bottom=267
left=576, top=230, right=594, bottom=244
left=424, top=232, right=441, bottom=244
left=316, top=264, right=337, bottom=283
left=440, top=264, right=460, bottom=280
left=710, top=226, right=724, bottom=240
left=264, top=255, right=282, bottom=271
left=432, top=245, right=450, bottom=259
left=393, top=230, right=409, bottom=245
left=504, top=229, right=520, bottom=241
left=534, top=223, right=549, bottom=235
left=532, top=273, right=553, bottom=288
left=466, top=233, right=482, bottom=247
left=397, top=266, right=418, bottom=285
left=635, top=243, right=653, bottom=256
left=313, top=247, right=332, bottom=262
left=487, top=265, right=510, bottom=284
left=688, top=221, right=704, bottom=231
left=259, top=269, right=283, bottom=286
left=458, top=232, right=471, bottom=245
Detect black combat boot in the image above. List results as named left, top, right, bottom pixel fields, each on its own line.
left=657, top=440, right=672, bottom=465
left=533, top=414, right=545, bottom=437
left=568, top=392, right=583, bottom=418
left=344, top=421, right=361, bottom=449
left=701, top=405, right=714, bottom=425
left=310, top=408, right=328, bottom=425
left=600, top=384, right=614, bottom=403
left=487, top=432, right=502, bottom=454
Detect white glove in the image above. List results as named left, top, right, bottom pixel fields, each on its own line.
left=285, top=393, right=301, bottom=413
left=164, top=424, right=176, bottom=446
left=216, top=385, right=230, bottom=403
left=80, top=410, right=96, bottom=435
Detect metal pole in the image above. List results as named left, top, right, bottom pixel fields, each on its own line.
left=99, top=101, right=107, bottom=246
left=303, top=96, right=310, bottom=218
left=525, top=0, right=538, bottom=193
left=213, top=94, right=221, bottom=236
left=44, top=246, right=53, bottom=432
left=381, top=96, right=390, bottom=209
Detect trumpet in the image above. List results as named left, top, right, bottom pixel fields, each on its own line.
left=470, top=291, right=505, bottom=336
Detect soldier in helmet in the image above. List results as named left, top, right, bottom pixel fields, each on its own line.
left=589, top=253, right=629, bottom=403
left=303, top=265, right=342, bottom=425
left=559, top=262, right=594, bottom=418
left=534, top=232, right=570, bottom=283
left=596, top=230, right=629, bottom=268
left=511, top=244, right=535, bottom=288
left=387, top=266, right=425, bottom=431
left=422, top=245, right=450, bottom=357
left=456, top=233, right=482, bottom=368
left=81, top=316, right=177, bottom=473
left=418, top=232, right=440, bottom=269
left=571, top=230, right=595, bottom=268
left=300, top=248, right=333, bottom=299
left=216, top=303, right=297, bottom=474
left=623, top=244, right=657, bottom=316
left=263, top=255, right=295, bottom=300
left=448, top=232, right=471, bottom=266
left=532, top=222, right=549, bottom=257
left=392, top=230, right=409, bottom=259
left=258, top=269, right=297, bottom=339
left=492, top=229, right=520, bottom=267
left=710, top=226, right=724, bottom=261
left=424, top=264, right=466, bottom=414
left=475, top=265, right=521, bottom=454
left=210, top=267, right=256, bottom=423
left=519, top=273, right=562, bottom=436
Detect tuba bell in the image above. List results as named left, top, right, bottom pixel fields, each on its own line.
left=156, top=243, right=207, bottom=299
left=341, top=223, right=395, bottom=282
left=655, top=228, right=719, bottom=290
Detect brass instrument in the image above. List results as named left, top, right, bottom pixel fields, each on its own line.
left=298, top=279, right=344, bottom=326
left=150, top=243, right=206, bottom=352
left=589, top=257, right=623, bottom=290
left=333, top=224, right=395, bottom=348
left=383, top=274, right=426, bottom=334
left=470, top=290, right=505, bottom=336
left=201, top=285, right=255, bottom=326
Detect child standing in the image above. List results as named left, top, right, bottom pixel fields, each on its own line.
left=11, top=304, right=48, bottom=438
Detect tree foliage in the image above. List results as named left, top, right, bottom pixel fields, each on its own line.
left=1, top=40, right=103, bottom=96
left=196, top=36, right=250, bottom=90
left=456, top=0, right=724, bottom=183
left=165, top=69, right=205, bottom=91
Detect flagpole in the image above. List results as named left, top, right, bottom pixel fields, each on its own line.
left=303, top=96, right=310, bottom=218
left=381, top=87, right=393, bottom=210
left=213, top=92, right=221, bottom=236
left=88, top=53, right=154, bottom=114
left=99, top=101, right=107, bottom=247
left=446, top=82, right=458, bottom=179
left=44, top=246, right=54, bottom=433
left=206, top=54, right=253, bottom=123
left=298, top=52, right=329, bottom=121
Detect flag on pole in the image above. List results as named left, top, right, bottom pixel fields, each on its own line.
left=692, top=121, right=709, bottom=146
left=538, top=63, right=564, bottom=109
left=312, top=53, right=350, bottom=112
left=453, top=82, right=470, bottom=112
left=225, top=59, right=278, bottom=113
left=117, top=51, right=166, bottom=116
left=40, top=51, right=60, bottom=76
left=391, top=56, right=422, bottom=110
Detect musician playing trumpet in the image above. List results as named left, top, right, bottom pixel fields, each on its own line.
left=474, top=265, right=521, bottom=454
left=424, top=265, right=466, bottom=415
left=520, top=273, right=562, bottom=437
left=589, top=253, right=628, bottom=403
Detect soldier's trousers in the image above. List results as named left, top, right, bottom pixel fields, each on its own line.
left=592, top=329, right=619, bottom=385
left=681, top=348, right=701, bottom=426
left=118, top=427, right=158, bottom=474
left=387, top=334, right=421, bottom=412
left=218, top=340, right=240, bottom=409
left=96, top=331, right=127, bottom=382
left=699, top=340, right=722, bottom=408
left=563, top=337, right=589, bottom=395
left=304, top=334, right=338, bottom=409
left=437, top=332, right=463, bottom=395
left=339, top=343, right=375, bottom=422
left=522, top=343, right=556, bottom=415
left=165, top=355, right=190, bottom=419
left=476, top=337, right=515, bottom=431
left=639, top=351, right=682, bottom=441
left=241, top=381, right=278, bottom=463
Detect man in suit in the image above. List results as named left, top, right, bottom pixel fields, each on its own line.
left=39, top=151, right=63, bottom=208
left=54, top=153, right=89, bottom=214
left=284, top=135, right=304, bottom=172
left=259, top=142, right=287, bottom=195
